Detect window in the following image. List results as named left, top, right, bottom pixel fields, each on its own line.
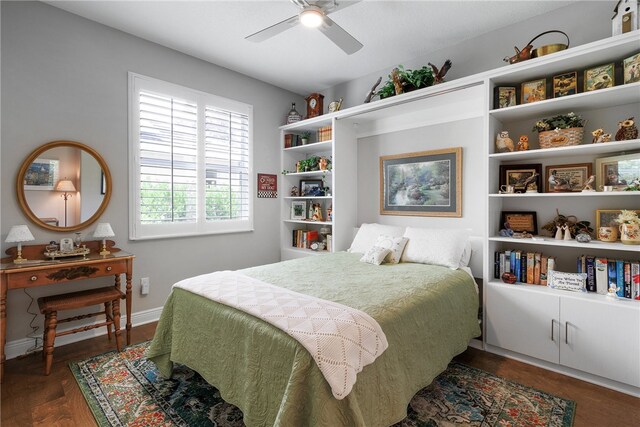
left=129, top=73, right=253, bottom=239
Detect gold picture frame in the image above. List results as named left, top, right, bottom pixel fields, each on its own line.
left=380, top=147, right=462, bottom=217
left=595, top=209, right=640, bottom=230
left=595, top=152, right=640, bottom=191
left=544, top=163, right=592, bottom=192
left=584, top=63, right=615, bottom=92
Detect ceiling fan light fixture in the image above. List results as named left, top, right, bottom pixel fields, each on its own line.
left=300, top=6, right=324, bottom=28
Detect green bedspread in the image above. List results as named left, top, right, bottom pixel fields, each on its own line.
left=147, top=252, right=480, bottom=427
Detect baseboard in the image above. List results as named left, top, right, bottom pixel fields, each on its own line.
left=5, top=306, right=163, bottom=360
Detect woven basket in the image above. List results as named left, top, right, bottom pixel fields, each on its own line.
left=538, top=127, right=584, bottom=149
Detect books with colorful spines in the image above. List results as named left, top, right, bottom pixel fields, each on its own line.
left=526, top=252, right=535, bottom=284
left=632, top=262, right=640, bottom=300
left=520, top=252, right=527, bottom=283
left=623, top=262, right=632, bottom=299
left=540, top=255, right=549, bottom=286
left=494, top=251, right=500, bottom=279
left=499, top=252, right=506, bottom=277
left=585, top=256, right=596, bottom=292
left=595, top=258, right=608, bottom=294
left=515, top=251, right=522, bottom=282
left=284, top=134, right=293, bottom=148
left=534, top=253, right=541, bottom=285
left=608, top=260, right=618, bottom=295
left=307, top=230, right=319, bottom=245
left=616, top=260, right=625, bottom=298
left=510, top=250, right=516, bottom=274
left=504, top=250, right=511, bottom=274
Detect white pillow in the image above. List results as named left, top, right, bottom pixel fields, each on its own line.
left=348, top=223, right=406, bottom=253
left=360, top=246, right=391, bottom=265
left=374, top=235, right=409, bottom=264
left=401, top=228, right=469, bottom=269
left=459, top=239, right=472, bottom=268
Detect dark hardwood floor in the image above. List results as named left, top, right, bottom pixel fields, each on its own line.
left=1, top=323, right=638, bottom=426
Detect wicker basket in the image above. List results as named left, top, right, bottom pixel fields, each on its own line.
left=538, top=127, right=584, bottom=149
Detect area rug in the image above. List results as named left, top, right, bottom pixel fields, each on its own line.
left=70, top=342, right=575, bottom=427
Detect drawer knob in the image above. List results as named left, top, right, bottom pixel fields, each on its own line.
left=30, top=276, right=37, bottom=281
left=106, top=266, right=112, bottom=271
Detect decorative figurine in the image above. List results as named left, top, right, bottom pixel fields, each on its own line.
left=555, top=226, right=564, bottom=240
left=499, top=222, right=514, bottom=237
left=501, top=272, right=517, bottom=284
left=563, top=225, right=573, bottom=240
left=615, top=117, right=639, bottom=140
left=311, top=203, right=324, bottom=221
left=429, top=59, right=452, bottom=84
left=606, top=286, right=620, bottom=299
left=582, top=175, right=596, bottom=192
left=576, top=232, right=592, bottom=243
left=516, top=135, right=529, bottom=151
left=290, top=186, right=299, bottom=197
left=328, top=98, right=343, bottom=113
left=390, top=68, right=404, bottom=95
left=319, top=157, right=329, bottom=171
left=523, top=172, right=539, bottom=193
left=327, top=204, right=333, bottom=221
left=591, top=128, right=612, bottom=143
left=495, top=131, right=515, bottom=153
left=364, top=76, right=382, bottom=103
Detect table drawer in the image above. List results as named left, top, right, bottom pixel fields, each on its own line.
left=6, top=261, right=126, bottom=289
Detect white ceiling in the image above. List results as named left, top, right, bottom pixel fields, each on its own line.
left=46, top=0, right=574, bottom=95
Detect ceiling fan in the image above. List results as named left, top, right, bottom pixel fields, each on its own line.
left=246, top=0, right=363, bottom=55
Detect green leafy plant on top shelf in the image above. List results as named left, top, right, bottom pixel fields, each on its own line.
left=297, top=156, right=320, bottom=172
left=376, top=64, right=435, bottom=99
left=532, top=112, right=586, bottom=133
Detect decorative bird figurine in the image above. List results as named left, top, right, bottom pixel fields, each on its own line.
left=592, top=128, right=612, bottom=143
left=582, top=175, right=596, bottom=192
left=615, top=117, right=639, bottom=141
left=516, top=135, right=529, bottom=151
left=364, top=76, right=382, bottom=103
left=429, top=59, right=452, bottom=84
left=523, top=172, right=539, bottom=193
left=495, top=131, right=515, bottom=153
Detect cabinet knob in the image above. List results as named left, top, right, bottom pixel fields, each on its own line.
left=30, top=275, right=37, bottom=282
left=106, top=266, right=112, bottom=272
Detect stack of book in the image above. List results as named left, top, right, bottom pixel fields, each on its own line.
left=317, top=126, right=332, bottom=142
left=293, top=229, right=318, bottom=249
left=494, top=250, right=555, bottom=286
left=284, top=133, right=304, bottom=148
left=577, top=256, right=640, bottom=299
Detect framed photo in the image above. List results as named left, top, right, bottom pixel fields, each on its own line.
left=380, top=147, right=462, bottom=217
left=595, top=152, right=640, bottom=191
left=595, top=209, right=640, bottom=229
left=24, top=158, right=59, bottom=190
left=59, top=238, right=74, bottom=252
left=501, top=211, right=538, bottom=234
left=584, top=63, right=615, bottom=92
left=544, top=163, right=592, bottom=192
left=290, top=201, right=307, bottom=220
left=623, top=52, right=640, bottom=84
left=499, top=163, right=542, bottom=193
left=257, top=173, right=277, bottom=198
left=521, top=78, right=546, bottom=104
left=299, top=179, right=324, bottom=196
left=497, top=86, right=517, bottom=109
left=553, top=71, right=577, bottom=98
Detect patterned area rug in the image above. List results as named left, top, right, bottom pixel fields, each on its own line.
left=70, top=342, right=575, bottom=427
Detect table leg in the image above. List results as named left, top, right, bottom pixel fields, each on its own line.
left=0, top=278, right=6, bottom=383
left=125, top=271, right=132, bottom=345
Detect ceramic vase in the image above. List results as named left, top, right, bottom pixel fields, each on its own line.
left=620, top=223, right=640, bottom=245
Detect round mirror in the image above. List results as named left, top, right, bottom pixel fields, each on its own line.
left=16, top=141, right=112, bottom=232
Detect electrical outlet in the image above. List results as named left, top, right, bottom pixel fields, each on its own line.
left=140, top=277, right=150, bottom=295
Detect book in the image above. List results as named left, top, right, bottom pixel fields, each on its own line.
left=534, top=253, right=541, bottom=285
left=624, top=262, right=631, bottom=299
left=616, top=260, right=625, bottom=298
left=515, top=251, right=522, bottom=282
left=499, top=253, right=506, bottom=277
left=494, top=251, right=500, bottom=279
left=632, top=262, right=640, bottom=300
left=505, top=250, right=512, bottom=274
left=540, top=255, right=549, bottom=286
left=526, top=252, right=535, bottom=284
left=585, top=256, right=596, bottom=292
left=595, top=258, right=608, bottom=294
left=608, top=260, right=618, bottom=295
left=520, top=252, right=527, bottom=284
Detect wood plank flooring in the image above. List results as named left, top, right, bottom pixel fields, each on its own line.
left=1, top=322, right=638, bottom=426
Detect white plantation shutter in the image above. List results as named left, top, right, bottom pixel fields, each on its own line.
left=129, top=73, right=253, bottom=240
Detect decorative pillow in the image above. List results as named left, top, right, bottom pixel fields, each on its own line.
left=348, top=223, right=406, bottom=253
left=374, top=235, right=409, bottom=264
left=459, top=239, right=472, bottom=268
left=400, top=227, right=469, bottom=269
left=360, top=246, right=391, bottom=265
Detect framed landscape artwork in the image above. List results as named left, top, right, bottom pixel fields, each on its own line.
left=553, top=71, right=577, bottom=98
left=498, top=164, right=542, bottom=193
left=595, top=209, right=640, bottom=229
left=584, top=63, right=615, bottom=92
left=380, top=147, right=462, bottom=217
left=24, top=158, right=59, bottom=191
left=521, top=79, right=546, bottom=104
left=623, top=52, right=640, bottom=84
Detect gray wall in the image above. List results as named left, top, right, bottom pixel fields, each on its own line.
left=1, top=1, right=303, bottom=344
left=323, top=1, right=615, bottom=108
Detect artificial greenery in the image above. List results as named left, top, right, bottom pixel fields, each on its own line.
left=377, top=80, right=396, bottom=99
left=301, top=131, right=311, bottom=140
left=297, top=156, right=320, bottom=171
left=376, top=64, right=435, bottom=99
left=532, top=112, right=586, bottom=133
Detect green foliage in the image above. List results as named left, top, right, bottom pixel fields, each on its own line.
left=532, top=112, right=585, bottom=133
left=301, top=131, right=311, bottom=139
left=376, top=64, right=435, bottom=100
left=377, top=80, right=396, bottom=99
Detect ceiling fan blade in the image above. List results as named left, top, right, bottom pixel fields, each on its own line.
left=318, top=15, right=363, bottom=54
left=245, top=15, right=299, bottom=42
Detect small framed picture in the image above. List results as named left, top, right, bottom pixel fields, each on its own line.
left=553, top=71, right=577, bottom=98
left=544, top=163, right=592, bottom=192
left=595, top=152, right=640, bottom=191
left=623, top=52, right=640, bottom=84
left=24, top=158, right=60, bottom=191
left=500, top=211, right=538, bottom=234
left=595, top=209, right=640, bottom=229
left=290, top=201, right=307, bottom=220
left=498, top=163, right=542, bottom=193
left=59, top=238, right=74, bottom=252
left=497, top=87, right=517, bottom=109
left=299, top=179, right=324, bottom=196
left=584, top=63, right=615, bottom=92
left=521, top=78, right=546, bottom=104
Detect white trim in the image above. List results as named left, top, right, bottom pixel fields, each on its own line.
left=4, top=306, right=164, bottom=360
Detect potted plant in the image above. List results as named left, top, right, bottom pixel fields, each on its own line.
left=532, top=112, right=586, bottom=149
left=300, top=131, right=311, bottom=145
left=615, top=210, right=640, bottom=245
left=376, top=64, right=435, bottom=99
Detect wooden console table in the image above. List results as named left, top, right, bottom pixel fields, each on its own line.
left=0, top=241, right=134, bottom=382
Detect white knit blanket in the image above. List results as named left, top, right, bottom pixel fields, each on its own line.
left=173, top=271, right=388, bottom=399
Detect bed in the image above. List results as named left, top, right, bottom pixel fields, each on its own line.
left=147, top=234, right=481, bottom=427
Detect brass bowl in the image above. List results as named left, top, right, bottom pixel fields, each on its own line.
left=532, top=43, right=568, bottom=58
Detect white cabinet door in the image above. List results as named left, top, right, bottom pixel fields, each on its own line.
left=486, top=283, right=560, bottom=364
left=560, top=298, right=640, bottom=388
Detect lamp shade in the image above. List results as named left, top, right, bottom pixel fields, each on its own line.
left=5, top=225, right=35, bottom=243
left=55, top=179, right=76, bottom=192
left=93, top=222, right=115, bottom=238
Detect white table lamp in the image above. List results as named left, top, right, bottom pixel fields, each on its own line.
left=94, top=222, right=115, bottom=256
left=55, top=178, right=77, bottom=227
left=5, top=225, right=35, bottom=263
